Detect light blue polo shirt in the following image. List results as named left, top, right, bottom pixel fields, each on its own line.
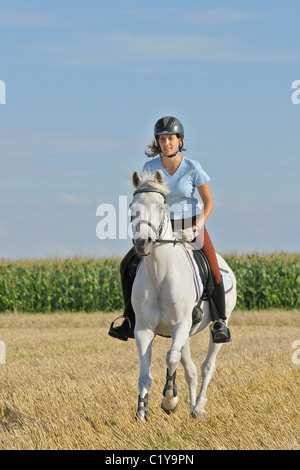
left=142, top=156, right=210, bottom=220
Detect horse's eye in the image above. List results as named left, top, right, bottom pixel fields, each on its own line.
left=131, top=211, right=140, bottom=222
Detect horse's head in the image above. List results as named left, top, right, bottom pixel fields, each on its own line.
left=130, top=170, right=170, bottom=256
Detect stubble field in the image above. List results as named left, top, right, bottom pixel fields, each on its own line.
left=0, top=310, right=299, bottom=450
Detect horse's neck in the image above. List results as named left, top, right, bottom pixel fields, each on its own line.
left=161, top=216, right=173, bottom=241
left=144, top=247, right=173, bottom=285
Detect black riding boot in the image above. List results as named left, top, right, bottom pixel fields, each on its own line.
left=108, top=253, right=139, bottom=341
left=209, top=279, right=232, bottom=343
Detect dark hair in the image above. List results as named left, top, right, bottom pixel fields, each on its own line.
left=145, top=137, right=186, bottom=158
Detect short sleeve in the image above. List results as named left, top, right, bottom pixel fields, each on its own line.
left=193, top=161, right=210, bottom=187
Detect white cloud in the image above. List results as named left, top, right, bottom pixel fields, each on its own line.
left=0, top=10, right=67, bottom=27
left=0, top=222, right=7, bottom=236
left=36, top=32, right=239, bottom=66
left=33, top=30, right=300, bottom=69
left=0, top=7, right=261, bottom=29
left=130, top=7, right=262, bottom=25
left=34, top=243, right=73, bottom=259
left=60, top=193, right=92, bottom=205
left=181, top=8, right=262, bottom=24
left=2, top=6, right=299, bottom=71
left=0, top=128, right=142, bottom=159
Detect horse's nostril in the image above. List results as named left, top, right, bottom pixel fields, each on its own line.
left=148, top=237, right=152, bottom=243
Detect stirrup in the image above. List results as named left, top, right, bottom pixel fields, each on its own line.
left=211, top=320, right=232, bottom=344
left=108, top=315, right=132, bottom=341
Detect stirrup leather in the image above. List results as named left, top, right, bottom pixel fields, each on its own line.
left=110, top=314, right=131, bottom=330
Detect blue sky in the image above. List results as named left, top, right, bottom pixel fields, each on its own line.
left=0, top=0, right=299, bottom=259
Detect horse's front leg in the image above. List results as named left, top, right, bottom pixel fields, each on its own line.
left=161, top=368, right=178, bottom=414
left=135, top=326, right=155, bottom=422
left=162, top=321, right=190, bottom=414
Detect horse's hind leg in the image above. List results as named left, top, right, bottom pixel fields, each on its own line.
left=180, top=338, right=198, bottom=416
left=193, top=337, right=222, bottom=420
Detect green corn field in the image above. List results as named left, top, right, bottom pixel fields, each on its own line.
left=224, top=253, right=299, bottom=310
left=0, top=258, right=122, bottom=313
left=0, top=253, right=299, bottom=313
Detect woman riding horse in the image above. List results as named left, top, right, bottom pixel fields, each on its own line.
left=109, top=116, right=231, bottom=343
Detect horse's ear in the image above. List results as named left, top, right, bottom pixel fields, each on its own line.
left=132, top=171, right=141, bottom=188
left=154, top=170, right=163, bottom=185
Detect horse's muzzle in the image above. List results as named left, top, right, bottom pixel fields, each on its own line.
left=133, top=238, right=152, bottom=256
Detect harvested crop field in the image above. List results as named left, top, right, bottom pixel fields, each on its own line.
left=0, top=310, right=299, bottom=450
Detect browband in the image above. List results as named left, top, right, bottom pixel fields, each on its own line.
left=133, top=187, right=166, bottom=202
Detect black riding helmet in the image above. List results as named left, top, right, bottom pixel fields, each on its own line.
left=154, top=116, right=184, bottom=141
left=154, top=116, right=184, bottom=158
left=154, top=116, right=185, bottom=158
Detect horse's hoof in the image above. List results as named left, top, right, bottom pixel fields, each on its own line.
left=135, top=394, right=149, bottom=422
left=190, top=409, right=205, bottom=421
left=161, top=396, right=178, bottom=414
left=161, top=402, right=178, bottom=415
left=135, top=411, right=149, bottom=422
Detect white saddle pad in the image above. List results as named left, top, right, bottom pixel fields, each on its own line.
left=183, top=245, right=233, bottom=303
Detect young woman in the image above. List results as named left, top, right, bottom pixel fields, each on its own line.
left=109, top=116, right=231, bottom=343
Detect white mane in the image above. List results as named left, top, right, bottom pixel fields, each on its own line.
left=134, top=170, right=170, bottom=196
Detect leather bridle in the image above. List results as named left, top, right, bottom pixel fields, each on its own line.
left=131, top=187, right=180, bottom=246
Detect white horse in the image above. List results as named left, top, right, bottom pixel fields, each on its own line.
left=130, top=170, right=237, bottom=421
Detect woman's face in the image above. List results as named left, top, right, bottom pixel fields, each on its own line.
left=158, top=134, right=182, bottom=157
